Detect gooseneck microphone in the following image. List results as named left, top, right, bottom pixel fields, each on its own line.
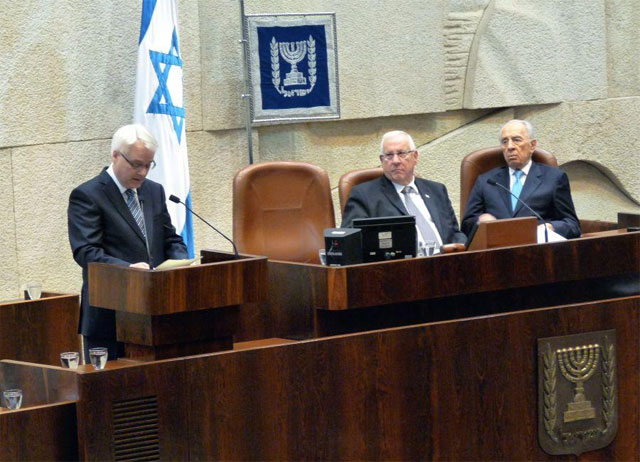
left=486, top=178, right=549, bottom=243
left=169, top=195, right=239, bottom=257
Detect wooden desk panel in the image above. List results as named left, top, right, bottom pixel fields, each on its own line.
left=0, top=293, right=80, bottom=366
left=5, top=297, right=638, bottom=460
left=183, top=296, right=638, bottom=460
left=263, top=232, right=639, bottom=338
left=0, top=402, right=78, bottom=461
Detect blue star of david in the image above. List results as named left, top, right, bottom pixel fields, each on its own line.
left=147, top=28, right=185, bottom=143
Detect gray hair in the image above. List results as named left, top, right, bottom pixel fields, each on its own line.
left=111, top=124, right=158, bottom=155
left=499, top=119, right=536, bottom=141
left=380, top=130, right=416, bottom=155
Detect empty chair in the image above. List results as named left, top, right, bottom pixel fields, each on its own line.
left=233, top=161, right=335, bottom=263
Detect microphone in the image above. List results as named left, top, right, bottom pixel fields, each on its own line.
left=486, top=178, right=549, bottom=243
left=138, top=198, right=154, bottom=268
left=169, top=195, right=239, bottom=257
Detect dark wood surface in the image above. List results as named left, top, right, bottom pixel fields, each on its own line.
left=0, top=293, right=80, bottom=366
left=0, top=361, right=79, bottom=460
left=258, top=232, right=639, bottom=338
left=0, top=402, right=78, bottom=461
left=467, top=216, right=537, bottom=250
left=89, top=251, right=268, bottom=360
left=41, top=296, right=639, bottom=460
left=89, top=252, right=268, bottom=315
left=618, top=212, right=640, bottom=228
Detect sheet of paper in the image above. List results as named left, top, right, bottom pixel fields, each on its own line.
left=154, top=257, right=201, bottom=270
left=537, top=226, right=566, bottom=243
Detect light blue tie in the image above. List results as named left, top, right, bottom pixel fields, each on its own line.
left=511, top=170, right=523, bottom=211
left=125, top=189, right=147, bottom=238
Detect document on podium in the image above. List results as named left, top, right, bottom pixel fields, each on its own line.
left=155, top=257, right=201, bottom=270
left=537, top=226, right=566, bottom=243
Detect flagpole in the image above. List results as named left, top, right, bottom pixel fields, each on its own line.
left=239, top=0, right=254, bottom=164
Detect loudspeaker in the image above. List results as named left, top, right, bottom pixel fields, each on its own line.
left=324, top=228, right=362, bottom=266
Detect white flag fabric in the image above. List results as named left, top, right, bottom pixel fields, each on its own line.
left=134, top=0, right=194, bottom=257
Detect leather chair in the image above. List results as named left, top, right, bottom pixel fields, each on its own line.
left=459, top=146, right=557, bottom=216
left=338, top=167, right=383, bottom=214
left=233, top=161, right=335, bottom=263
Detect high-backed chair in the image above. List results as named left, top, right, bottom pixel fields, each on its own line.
left=233, top=161, right=335, bottom=263
left=459, top=146, right=557, bottom=216
left=338, top=167, right=383, bottom=215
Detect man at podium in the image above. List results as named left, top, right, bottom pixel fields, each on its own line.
left=67, top=124, right=187, bottom=359
left=341, top=130, right=466, bottom=255
left=461, top=120, right=580, bottom=239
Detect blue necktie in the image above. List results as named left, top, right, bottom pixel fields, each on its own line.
left=511, top=170, right=523, bottom=211
left=125, top=189, right=147, bottom=238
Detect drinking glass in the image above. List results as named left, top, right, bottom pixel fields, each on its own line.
left=3, top=389, right=23, bottom=410
left=318, top=249, right=327, bottom=266
left=88, top=347, right=108, bottom=370
left=26, top=283, right=42, bottom=300
left=424, top=240, right=437, bottom=256
left=60, top=352, right=80, bottom=369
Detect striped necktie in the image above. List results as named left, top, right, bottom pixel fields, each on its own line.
left=125, top=189, right=147, bottom=238
left=511, top=170, right=524, bottom=211
left=402, top=186, right=439, bottom=253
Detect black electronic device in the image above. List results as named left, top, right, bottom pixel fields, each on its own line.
left=352, top=216, right=416, bottom=263
left=324, top=228, right=363, bottom=266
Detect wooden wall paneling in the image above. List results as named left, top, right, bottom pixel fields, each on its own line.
left=181, top=296, right=638, bottom=460
left=74, top=359, right=190, bottom=461
left=0, top=402, right=78, bottom=461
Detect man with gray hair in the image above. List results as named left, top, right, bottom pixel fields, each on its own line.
left=461, top=119, right=580, bottom=238
left=68, top=124, right=187, bottom=360
left=342, top=130, right=466, bottom=255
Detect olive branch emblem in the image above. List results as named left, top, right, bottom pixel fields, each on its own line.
left=270, top=35, right=317, bottom=97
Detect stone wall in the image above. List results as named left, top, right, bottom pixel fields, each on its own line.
left=0, top=0, right=637, bottom=300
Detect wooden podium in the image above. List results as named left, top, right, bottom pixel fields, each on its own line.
left=0, top=292, right=80, bottom=366
left=89, top=251, right=267, bottom=360
left=466, top=216, right=537, bottom=250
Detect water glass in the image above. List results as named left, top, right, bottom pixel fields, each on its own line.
left=424, top=240, right=437, bottom=256
left=3, top=389, right=23, bottom=410
left=60, top=352, right=80, bottom=369
left=318, top=249, right=327, bottom=266
left=88, top=347, right=108, bottom=370
left=26, top=283, right=42, bottom=300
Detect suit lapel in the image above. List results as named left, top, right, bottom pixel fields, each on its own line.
left=100, top=171, right=146, bottom=243
left=493, top=168, right=512, bottom=215
left=515, top=162, right=542, bottom=215
left=380, top=176, right=408, bottom=215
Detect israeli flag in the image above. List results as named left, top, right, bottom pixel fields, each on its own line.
left=134, top=0, right=194, bottom=257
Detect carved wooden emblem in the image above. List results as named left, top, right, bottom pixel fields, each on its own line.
left=538, top=330, right=617, bottom=455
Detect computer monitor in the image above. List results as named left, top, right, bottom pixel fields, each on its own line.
left=352, top=216, right=417, bottom=263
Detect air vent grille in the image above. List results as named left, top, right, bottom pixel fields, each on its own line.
left=112, top=396, right=160, bottom=461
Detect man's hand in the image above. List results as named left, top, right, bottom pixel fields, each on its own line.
left=538, top=223, right=554, bottom=231
left=477, top=213, right=497, bottom=223
left=129, top=262, right=150, bottom=269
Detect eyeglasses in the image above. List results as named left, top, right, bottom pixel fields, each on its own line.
left=118, top=151, right=156, bottom=171
left=380, top=150, right=415, bottom=161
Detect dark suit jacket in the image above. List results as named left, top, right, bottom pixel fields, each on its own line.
left=461, top=162, right=581, bottom=238
left=68, top=169, right=188, bottom=338
left=341, top=175, right=467, bottom=244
